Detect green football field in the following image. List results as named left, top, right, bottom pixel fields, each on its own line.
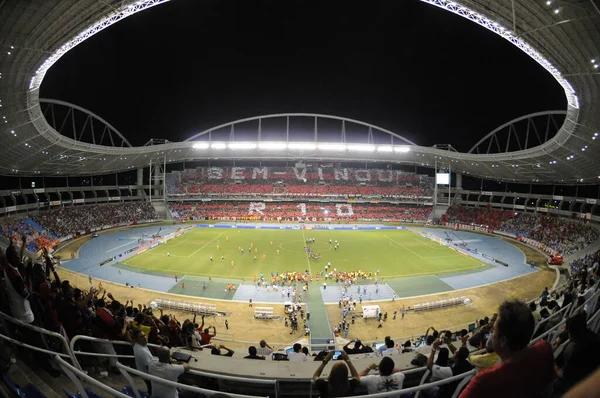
left=120, top=228, right=486, bottom=280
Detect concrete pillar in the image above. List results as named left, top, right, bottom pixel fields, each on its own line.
left=153, top=165, right=160, bottom=198
left=137, top=168, right=144, bottom=198
left=455, top=173, right=462, bottom=189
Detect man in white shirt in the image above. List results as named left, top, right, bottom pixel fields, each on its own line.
left=382, top=339, right=399, bottom=357
left=148, top=347, right=190, bottom=398
left=358, top=357, right=406, bottom=393
left=287, top=343, right=307, bottom=361
left=257, top=340, right=274, bottom=357
left=133, top=329, right=155, bottom=395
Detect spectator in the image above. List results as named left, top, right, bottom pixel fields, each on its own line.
left=427, top=339, right=473, bottom=398
left=313, top=351, right=359, bottom=397
left=1, top=243, right=34, bottom=324
left=416, top=335, right=436, bottom=356
left=529, top=302, right=542, bottom=324
left=92, top=299, right=129, bottom=373
left=382, top=339, right=398, bottom=357
left=211, top=344, right=234, bottom=357
left=133, top=329, right=155, bottom=395
left=469, top=337, right=500, bottom=372
left=401, top=340, right=413, bottom=353
left=149, top=346, right=191, bottom=398
left=459, top=300, right=554, bottom=398
left=256, top=340, right=274, bottom=356
left=552, top=312, right=600, bottom=396
left=358, top=356, right=405, bottom=393
left=244, top=346, right=265, bottom=360
left=182, top=322, right=202, bottom=351
left=378, top=336, right=391, bottom=354
left=343, top=339, right=365, bottom=354
left=199, top=321, right=216, bottom=345
left=287, top=343, right=307, bottom=361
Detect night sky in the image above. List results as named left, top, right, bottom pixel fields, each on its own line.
left=41, top=0, right=566, bottom=151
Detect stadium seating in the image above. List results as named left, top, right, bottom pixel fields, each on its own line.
left=0, top=203, right=157, bottom=252
left=166, top=166, right=435, bottom=199
left=168, top=201, right=431, bottom=222
left=444, top=205, right=599, bottom=256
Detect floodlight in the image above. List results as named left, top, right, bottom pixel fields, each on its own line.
left=394, top=146, right=411, bottom=153
left=347, top=144, right=375, bottom=152
left=377, top=146, right=393, bottom=152
left=210, top=142, right=227, bottom=149
left=228, top=142, right=256, bottom=150
left=192, top=142, right=209, bottom=149
left=318, top=143, right=347, bottom=151
left=258, top=142, right=287, bottom=150
left=288, top=142, right=316, bottom=150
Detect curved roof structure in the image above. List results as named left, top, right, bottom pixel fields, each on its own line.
left=0, top=0, right=599, bottom=183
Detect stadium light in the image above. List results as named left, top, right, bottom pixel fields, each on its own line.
left=288, top=142, right=317, bottom=150
left=318, top=143, right=347, bottom=151
left=258, top=142, right=287, bottom=150
left=394, top=146, right=411, bottom=153
left=228, top=142, right=256, bottom=150
left=210, top=142, right=227, bottom=149
left=377, top=146, right=394, bottom=152
left=192, top=142, right=209, bottom=149
left=347, top=144, right=375, bottom=152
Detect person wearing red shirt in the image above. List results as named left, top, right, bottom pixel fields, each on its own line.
left=459, top=300, right=554, bottom=398
left=193, top=313, right=217, bottom=345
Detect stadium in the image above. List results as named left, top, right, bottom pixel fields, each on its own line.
left=0, top=0, right=599, bottom=397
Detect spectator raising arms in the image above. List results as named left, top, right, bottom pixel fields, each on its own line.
left=459, top=300, right=554, bottom=398
left=313, top=351, right=359, bottom=397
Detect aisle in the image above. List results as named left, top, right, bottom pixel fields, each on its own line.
left=306, top=283, right=332, bottom=348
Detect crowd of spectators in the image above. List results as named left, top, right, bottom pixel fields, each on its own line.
left=168, top=201, right=431, bottom=223
left=0, top=202, right=157, bottom=253
left=444, top=205, right=599, bottom=256
left=31, top=202, right=158, bottom=238
left=0, top=218, right=58, bottom=253
left=0, top=229, right=598, bottom=396
left=166, top=166, right=435, bottom=200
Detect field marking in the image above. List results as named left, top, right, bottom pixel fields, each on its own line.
left=186, top=232, right=225, bottom=258
left=140, top=252, right=189, bottom=258
left=171, top=236, right=192, bottom=247
left=300, top=228, right=312, bottom=275
left=107, top=240, right=137, bottom=253
left=385, top=235, right=424, bottom=259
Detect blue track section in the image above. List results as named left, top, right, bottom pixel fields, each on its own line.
left=417, top=228, right=538, bottom=290
left=61, top=225, right=181, bottom=292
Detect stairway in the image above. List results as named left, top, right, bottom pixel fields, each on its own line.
left=430, top=204, right=450, bottom=222
left=150, top=200, right=171, bottom=220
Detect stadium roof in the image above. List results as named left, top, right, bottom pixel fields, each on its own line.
left=0, top=0, right=599, bottom=184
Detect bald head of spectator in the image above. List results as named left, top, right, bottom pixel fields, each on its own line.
left=156, top=346, right=171, bottom=363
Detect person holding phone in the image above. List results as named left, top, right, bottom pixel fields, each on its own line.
left=358, top=356, right=406, bottom=393
left=313, top=351, right=359, bottom=397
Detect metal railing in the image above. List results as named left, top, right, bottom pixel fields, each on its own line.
left=0, top=311, right=80, bottom=370
left=55, top=355, right=130, bottom=398
left=116, top=362, right=269, bottom=398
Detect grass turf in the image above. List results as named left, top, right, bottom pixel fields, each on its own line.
left=120, top=228, right=486, bottom=280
